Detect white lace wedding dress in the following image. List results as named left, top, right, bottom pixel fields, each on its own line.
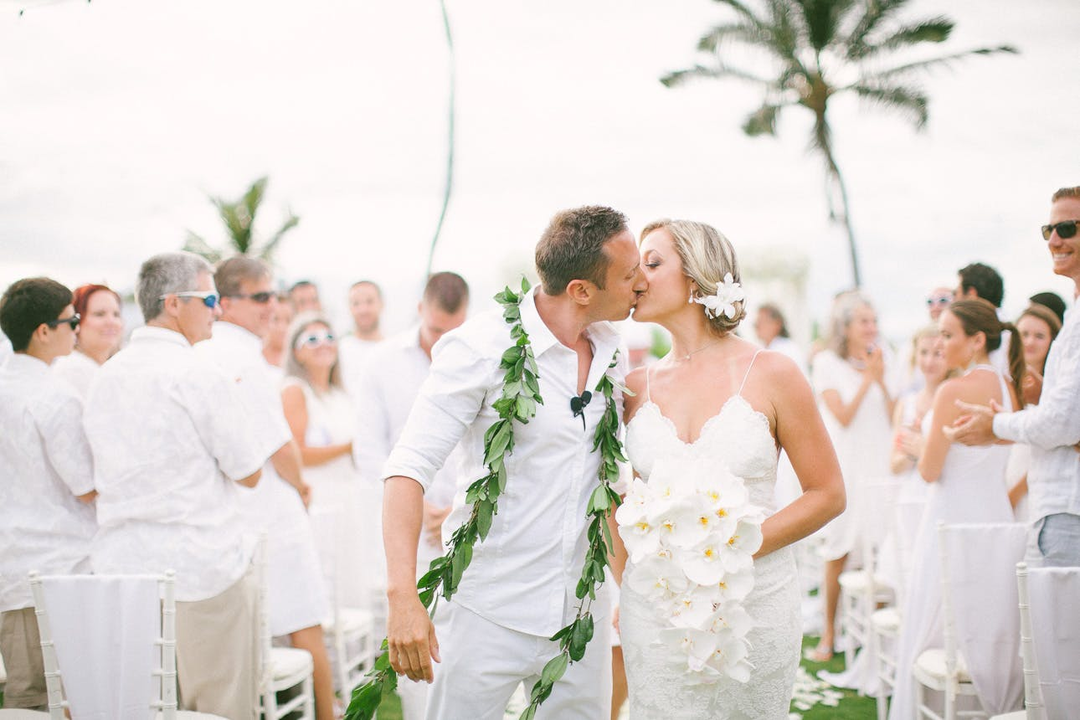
left=620, top=356, right=801, bottom=718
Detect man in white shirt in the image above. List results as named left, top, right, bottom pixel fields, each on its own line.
left=955, top=262, right=1014, bottom=377
left=353, top=271, right=469, bottom=720
left=84, top=252, right=265, bottom=720
left=0, top=277, right=97, bottom=711
left=289, top=279, right=322, bottom=314
left=951, top=187, right=1080, bottom=567
left=339, top=280, right=386, bottom=397
left=197, top=255, right=335, bottom=716
left=384, top=206, right=646, bottom=719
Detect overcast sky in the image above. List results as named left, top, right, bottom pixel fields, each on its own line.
left=2, top=0, right=1078, bottom=341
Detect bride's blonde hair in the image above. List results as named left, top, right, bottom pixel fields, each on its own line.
left=640, top=218, right=746, bottom=336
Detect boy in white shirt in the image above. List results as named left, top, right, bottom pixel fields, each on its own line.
left=0, top=277, right=97, bottom=710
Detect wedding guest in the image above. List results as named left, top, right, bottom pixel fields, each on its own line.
left=197, top=257, right=334, bottom=720
left=754, top=303, right=806, bottom=374
left=84, top=252, right=264, bottom=720
left=955, top=262, right=1012, bottom=377
left=1006, top=304, right=1062, bottom=520
left=350, top=271, right=469, bottom=720
left=339, top=280, right=385, bottom=397
left=280, top=315, right=363, bottom=605
left=1029, top=290, right=1066, bottom=324
left=52, top=283, right=123, bottom=398
left=925, top=287, right=953, bottom=322
left=0, top=330, right=12, bottom=364
left=889, top=299, right=1023, bottom=720
left=263, top=292, right=293, bottom=369
left=950, top=186, right=1080, bottom=568
left=0, top=277, right=96, bottom=711
left=810, top=290, right=895, bottom=661
left=289, top=279, right=322, bottom=313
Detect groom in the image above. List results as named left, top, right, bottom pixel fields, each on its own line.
left=381, top=205, right=646, bottom=719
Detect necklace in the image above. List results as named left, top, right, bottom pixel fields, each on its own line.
left=676, top=337, right=721, bottom=361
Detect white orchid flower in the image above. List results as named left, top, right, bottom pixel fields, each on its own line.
left=681, top=536, right=727, bottom=586
left=627, top=552, right=688, bottom=601
left=693, top=273, right=746, bottom=320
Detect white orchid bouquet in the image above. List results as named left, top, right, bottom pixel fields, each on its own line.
left=615, top=456, right=764, bottom=683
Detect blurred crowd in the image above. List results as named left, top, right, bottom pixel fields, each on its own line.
left=2, top=186, right=1078, bottom=720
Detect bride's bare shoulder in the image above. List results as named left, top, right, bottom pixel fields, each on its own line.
left=623, top=365, right=650, bottom=420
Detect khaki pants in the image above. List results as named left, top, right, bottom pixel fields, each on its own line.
left=0, top=607, right=48, bottom=710
left=176, top=567, right=259, bottom=720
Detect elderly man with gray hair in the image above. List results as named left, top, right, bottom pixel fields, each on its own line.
left=84, top=251, right=266, bottom=719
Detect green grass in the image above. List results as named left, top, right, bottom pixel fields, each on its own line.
left=796, top=635, right=878, bottom=719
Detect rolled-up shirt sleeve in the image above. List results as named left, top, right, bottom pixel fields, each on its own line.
left=382, top=333, right=493, bottom=492
left=994, top=331, right=1080, bottom=449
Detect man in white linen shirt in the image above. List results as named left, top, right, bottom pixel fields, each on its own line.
left=197, top=255, right=336, bottom=715
left=339, top=279, right=386, bottom=397
left=84, top=252, right=265, bottom=720
left=384, top=206, right=647, bottom=720
left=951, top=186, right=1080, bottom=567
left=0, top=277, right=97, bottom=711
left=353, top=271, right=469, bottom=720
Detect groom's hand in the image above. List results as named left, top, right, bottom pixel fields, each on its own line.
left=387, top=589, right=441, bottom=683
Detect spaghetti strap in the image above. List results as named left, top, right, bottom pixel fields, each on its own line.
left=738, top=349, right=764, bottom=397
left=645, top=364, right=653, bottom=403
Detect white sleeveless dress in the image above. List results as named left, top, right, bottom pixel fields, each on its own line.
left=888, top=366, right=1016, bottom=720
left=620, top=353, right=801, bottom=719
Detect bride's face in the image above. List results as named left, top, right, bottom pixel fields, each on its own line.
left=632, top=227, right=693, bottom=323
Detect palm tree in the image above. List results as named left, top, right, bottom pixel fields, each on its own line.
left=661, top=0, right=1015, bottom=287
left=183, top=176, right=299, bottom=263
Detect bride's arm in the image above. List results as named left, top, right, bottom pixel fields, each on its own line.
left=757, top=355, right=846, bottom=558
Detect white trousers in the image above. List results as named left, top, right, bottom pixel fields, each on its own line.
left=422, top=594, right=612, bottom=720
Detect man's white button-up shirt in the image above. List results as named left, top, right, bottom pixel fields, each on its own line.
left=0, top=354, right=96, bottom=611
left=84, top=326, right=265, bottom=602
left=994, top=303, right=1080, bottom=522
left=384, top=289, right=625, bottom=636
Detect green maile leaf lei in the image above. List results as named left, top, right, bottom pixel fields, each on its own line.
left=345, top=277, right=626, bottom=720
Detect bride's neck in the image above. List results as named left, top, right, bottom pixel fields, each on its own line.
left=666, top=315, right=717, bottom=360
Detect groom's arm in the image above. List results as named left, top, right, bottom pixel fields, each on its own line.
left=380, top=330, right=494, bottom=682
left=384, top=475, right=440, bottom=682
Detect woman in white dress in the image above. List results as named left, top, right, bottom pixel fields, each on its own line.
left=888, top=298, right=1024, bottom=720
left=52, top=284, right=123, bottom=397
left=280, top=315, right=367, bottom=609
left=1005, top=303, right=1061, bottom=520
left=810, top=290, right=895, bottom=660
left=614, top=219, right=846, bottom=718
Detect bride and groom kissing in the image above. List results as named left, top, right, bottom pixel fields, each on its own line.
left=380, top=206, right=846, bottom=719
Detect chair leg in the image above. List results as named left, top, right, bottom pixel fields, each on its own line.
left=304, top=674, right=316, bottom=720
left=875, top=641, right=888, bottom=720
left=944, top=682, right=956, bottom=720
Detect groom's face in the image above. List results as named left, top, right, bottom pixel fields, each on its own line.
left=592, top=230, right=647, bottom=321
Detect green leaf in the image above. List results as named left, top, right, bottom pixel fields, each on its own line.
left=344, top=676, right=384, bottom=720
left=520, top=276, right=531, bottom=295
left=450, top=542, right=473, bottom=590
left=540, top=653, right=569, bottom=686
left=518, top=704, right=538, bottom=720
left=477, top=499, right=495, bottom=539
left=569, top=614, right=594, bottom=661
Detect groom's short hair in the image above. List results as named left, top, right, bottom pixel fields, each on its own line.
left=535, top=206, right=627, bottom=295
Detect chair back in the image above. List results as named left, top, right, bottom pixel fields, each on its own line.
left=308, top=507, right=342, bottom=626
left=29, top=571, right=177, bottom=720
left=891, top=496, right=927, bottom=609
left=938, top=523, right=1027, bottom=716
left=1027, top=564, right=1080, bottom=720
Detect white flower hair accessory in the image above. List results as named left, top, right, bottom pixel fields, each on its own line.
left=691, top=273, right=746, bottom=320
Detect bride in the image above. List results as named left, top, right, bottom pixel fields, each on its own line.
left=614, top=219, right=846, bottom=718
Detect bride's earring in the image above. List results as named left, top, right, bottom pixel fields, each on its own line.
left=688, top=287, right=695, bottom=304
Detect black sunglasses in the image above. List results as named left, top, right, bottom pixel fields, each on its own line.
left=1041, top=220, right=1079, bottom=241
left=45, top=313, right=81, bottom=331
left=225, top=292, right=274, bottom=304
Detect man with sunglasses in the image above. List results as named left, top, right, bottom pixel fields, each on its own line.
left=951, top=187, right=1080, bottom=568
left=196, top=256, right=336, bottom=716
left=84, top=251, right=266, bottom=719
left=0, top=277, right=97, bottom=711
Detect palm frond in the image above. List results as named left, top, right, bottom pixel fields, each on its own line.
left=741, top=102, right=786, bottom=136
left=181, top=231, right=223, bottom=264
left=868, top=44, right=1018, bottom=82
left=697, top=21, right=770, bottom=52
left=795, top=0, right=856, bottom=53
left=661, top=63, right=776, bottom=90
left=710, top=0, right=766, bottom=27
left=845, top=0, right=912, bottom=59
left=212, top=199, right=251, bottom=254
left=846, top=81, right=929, bottom=129
left=258, top=211, right=300, bottom=261
left=865, top=16, right=954, bottom=55
left=240, top=176, right=268, bottom=226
